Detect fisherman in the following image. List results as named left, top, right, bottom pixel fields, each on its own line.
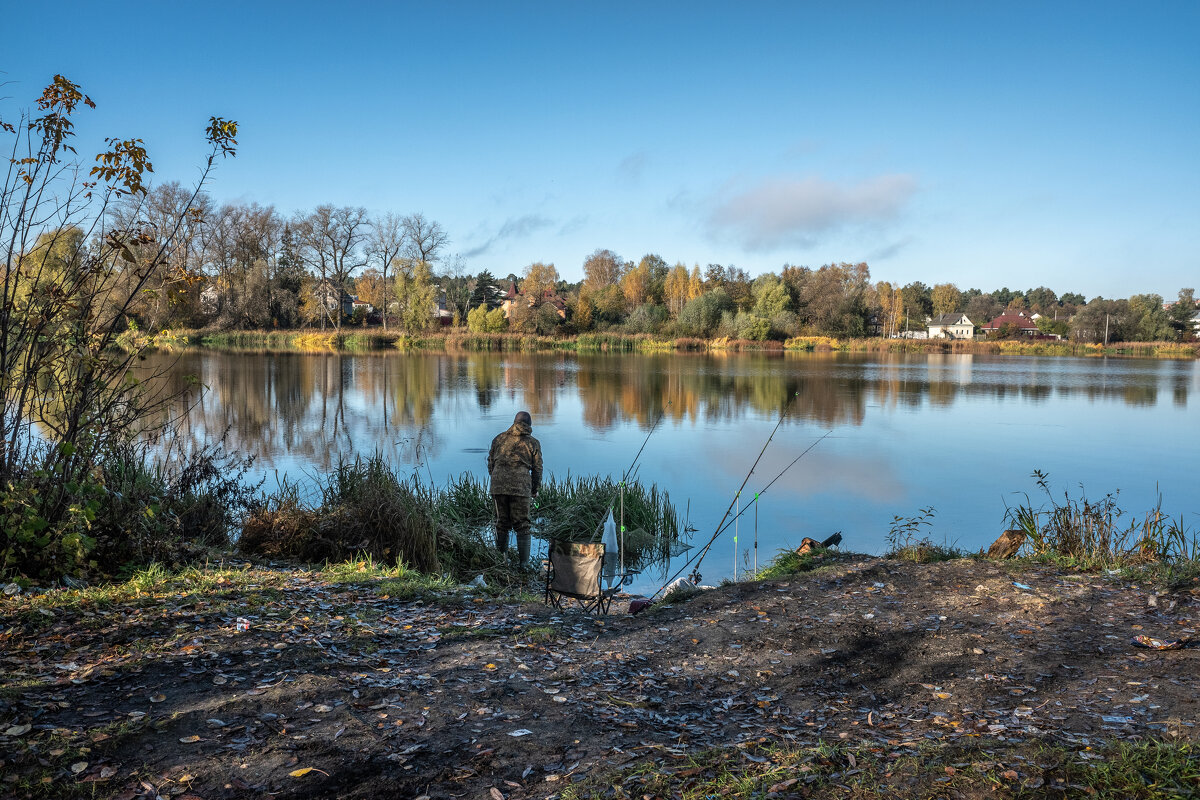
left=487, top=410, right=543, bottom=565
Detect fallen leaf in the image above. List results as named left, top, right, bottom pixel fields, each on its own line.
left=149, top=694, right=166, bottom=703
left=3, top=723, right=32, bottom=736
left=490, top=788, right=505, bottom=800
left=179, top=735, right=201, bottom=743
left=508, top=729, right=532, bottom=737
left=289, top=767, right=328, bottom=777
left=70, top=761, right=88, bottom=775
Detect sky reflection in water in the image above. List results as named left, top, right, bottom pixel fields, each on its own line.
left=149, top=350, right=1200, bottom=591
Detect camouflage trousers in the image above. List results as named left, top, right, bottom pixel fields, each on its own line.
left=493, top=494, right=531, bottom=564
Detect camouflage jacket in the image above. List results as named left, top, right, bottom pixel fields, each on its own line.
left=487, top=421, right=543, bottom=497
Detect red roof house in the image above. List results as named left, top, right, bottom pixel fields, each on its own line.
left=981, top=311, right=1040, bottom=337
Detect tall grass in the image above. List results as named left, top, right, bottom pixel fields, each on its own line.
left=1004, top=470, right=1199, bottom=570
left=238, top=457, right=688, bottom=583
left=158, top=327, right=1200, bottom=359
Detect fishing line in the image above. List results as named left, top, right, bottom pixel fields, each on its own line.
left=653, top=427, right=833, bottom=598
left=587, top=400, right=672, bottom=542
left=653, top=393, right=798, bottom=592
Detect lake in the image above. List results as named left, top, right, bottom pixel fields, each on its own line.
left=148, top=349, right=1200, bottom=592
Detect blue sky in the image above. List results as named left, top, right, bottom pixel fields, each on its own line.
left=4, top=1, right=1197, bottom=297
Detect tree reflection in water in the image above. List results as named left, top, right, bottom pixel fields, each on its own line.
left=130, top=349, right=1198, bottom=580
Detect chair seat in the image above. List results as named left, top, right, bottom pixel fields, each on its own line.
left=544, top=540, right=620, bottom=614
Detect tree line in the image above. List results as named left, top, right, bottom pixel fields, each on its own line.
left=23, top=182, right=1198, bottom=344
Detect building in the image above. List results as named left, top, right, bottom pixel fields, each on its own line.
left=499, top=282, right=568, bottom=320
left=927, top=313, right=976, bottom=340
left=981, top=311, right=1041, bottom=337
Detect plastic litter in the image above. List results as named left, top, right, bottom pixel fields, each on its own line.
left=469, top=574, right=488, bottom=589
left=235, top=617, right=251, bottom=632
left=601, top=510, right=619, bottom=587
left=1131, top=635, right=1193, bottom=651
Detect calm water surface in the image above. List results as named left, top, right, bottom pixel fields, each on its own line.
left=150, top=350, right=1200, bottom=591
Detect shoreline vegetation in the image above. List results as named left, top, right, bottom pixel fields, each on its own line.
left=141, top=327, right=1200, bottom=358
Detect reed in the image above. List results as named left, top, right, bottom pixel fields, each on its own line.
left=1004, top=469, right=1199, bottom=571
left=238, top=458, right=688, bottom=582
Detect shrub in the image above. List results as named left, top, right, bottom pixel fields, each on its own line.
left=677, top=289, right=734, bottom=337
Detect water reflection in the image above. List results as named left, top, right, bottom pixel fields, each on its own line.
left=139, top=350, right=1199, bottom=587
left=143, top=351, right=1199, bottom=473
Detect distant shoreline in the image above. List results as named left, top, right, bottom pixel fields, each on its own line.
left=134, top=328, right=1200, bottom=359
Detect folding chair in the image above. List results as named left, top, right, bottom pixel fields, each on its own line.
left=543, top=540, right=620, bottom=615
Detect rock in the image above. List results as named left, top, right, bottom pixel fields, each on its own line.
left=987, top=530, right=1026, bottom=559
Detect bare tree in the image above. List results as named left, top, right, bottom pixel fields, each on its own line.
left=294, top=205, right=369, bottom=330
left=401, top=213, right=448, bottom=265
left=366, top=212, right=405, bottom=331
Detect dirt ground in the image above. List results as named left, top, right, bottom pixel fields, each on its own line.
left=1, top=556, right=1197, bottom=799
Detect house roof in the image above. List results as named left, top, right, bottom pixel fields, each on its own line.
left=982, top=312, right=1039, bottom=331
left=502, top=282, right=520, bottom=300
left=929, top=313, right=972, bottom=326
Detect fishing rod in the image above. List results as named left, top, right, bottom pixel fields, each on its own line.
left=583, top=400, right=672, bottom=539
left=654, top=427, right=833, bottom=598
left=653, top=392, right=798, bottom=591
left=590, top=400, right=673, bottom=585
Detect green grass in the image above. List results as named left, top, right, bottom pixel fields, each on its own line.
left=754, top=548, right=868, bottom=579
left=520, top=624, right=557, bottom=643
left=887, top=540, right=970, bottom=564
left=0, top=561, right=284, bottom=614
left=561, top=738, right=1199, bottom=800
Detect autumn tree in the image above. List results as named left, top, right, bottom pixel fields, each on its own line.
left=394, top=258, right=436, bottom=333
left=931, top=283, right=962, bottom=316
left=621, top=260, right=650, bottom=306
left=876, top=280, right=899, bottom=336
left=109, top=181, right=211, bottom=329
left=522, top=261, right=559, bottom=301
left=663, top=263, right=689, bottom=317
left=582, top=248, right=624, bottom=290
left=0, top=75, right=239, bottom=575
left=688, top=266, right=704, bottom=300
left=354, top=268, right=389, bottom=316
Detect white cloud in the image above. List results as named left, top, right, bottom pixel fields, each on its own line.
left=705, top=174, right=918, bottom=251
left=463, top=214, right=553, bottom=257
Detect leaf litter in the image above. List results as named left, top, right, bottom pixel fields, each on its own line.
left=0, top=557, right=1195, bottom=798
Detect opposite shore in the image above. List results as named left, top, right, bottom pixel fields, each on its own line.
left=135, top=328, right=1200, bottom=358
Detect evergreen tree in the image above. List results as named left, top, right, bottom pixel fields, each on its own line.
left=469, top=269, right=502, bottom=310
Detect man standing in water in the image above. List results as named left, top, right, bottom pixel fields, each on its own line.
left=487, top=410, right=543, bottom=565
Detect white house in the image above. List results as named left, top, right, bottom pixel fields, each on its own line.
left=927, top=313, right=976, bottom=340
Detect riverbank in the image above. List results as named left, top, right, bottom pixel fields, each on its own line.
left=154, top=328, right=1200, bottom=359
left=1, top=554, right=1196, bottom=799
